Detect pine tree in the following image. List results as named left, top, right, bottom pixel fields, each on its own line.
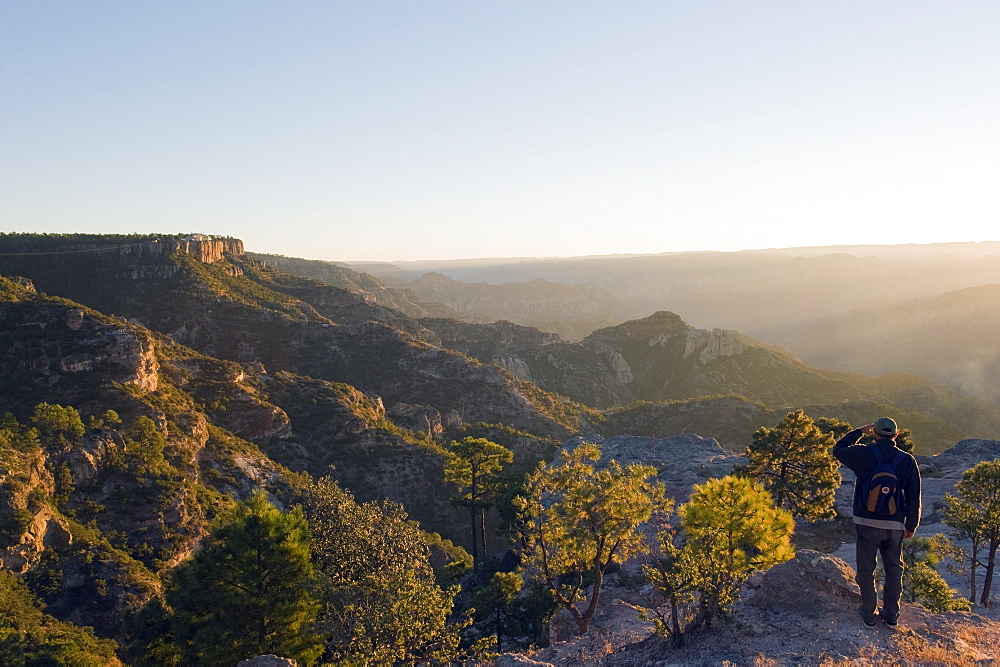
left=30, top=403, right=84, bottom=451
left=471, top=571, right=523, bottom=654
left=943, top=460, right=1000, bottom=606
left=736, top=410, right=840, bottom=521
left=895, top=428, right=916, bottom=454
left=647, top=475, right=794, bottom=643
left=901, top=535, right=970, bottom=612
left=302, top=477, right=463, bottom=664
left=515, top=442, right=670, bottom=635
left=943, top=494, right=985, bottom=604
left=124, top=415, right=168, bottom=472
left=0, top=571, right=119, bottom=665
left=444, top=437, right=514, bottom=568
left=167, top=490, right=322, bottom=665
left=814, top=416, right=852, bottom=440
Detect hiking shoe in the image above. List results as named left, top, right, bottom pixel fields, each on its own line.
left=880, top=611, right=899, bottom=628
left=858, top=606, right=878, bottom=627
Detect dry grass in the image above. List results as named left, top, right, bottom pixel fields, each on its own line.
left=803, top=640, right=982, bottom=667
left=898, top=638, right=986, bottom=666
left=815, top=645, right=882, bottom=666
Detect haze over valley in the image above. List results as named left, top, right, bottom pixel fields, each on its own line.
left=3, top=230, right=1000, bottom=662
left=5, top=2, right=1000, bottom=663
left=310, top=241, right=1000, bottom=407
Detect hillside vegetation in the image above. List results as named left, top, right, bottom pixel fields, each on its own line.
left=2, top=233, right=999, bottom=663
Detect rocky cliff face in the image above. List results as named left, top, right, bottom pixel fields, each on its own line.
left=681, top=328, right=748, bottom=363
left=0, top=233, right=242, bottom=264
left=170, top=236, right=244, bottom=263
left=419, top=317, right=633, bottom=408
left=0, top=280, right=160, bottom=412
left=0, top=234, right=247, bottom=319
left=0, top=278, right=322, bottom=641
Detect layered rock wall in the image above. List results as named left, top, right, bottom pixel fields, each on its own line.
left=0, top=235, right=243, bottom=265
left=95, top=236, right=243, bottom=264
left=0, top=301, right=160, bottom=398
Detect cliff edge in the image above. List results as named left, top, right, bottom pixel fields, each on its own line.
left=502, top=550, right=1000, bottom=665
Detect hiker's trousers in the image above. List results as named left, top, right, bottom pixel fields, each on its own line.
left=855, top=524, right=904, bottom=621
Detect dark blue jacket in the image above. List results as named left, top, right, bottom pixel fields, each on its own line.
left=834, top=428, right=921, bottom=532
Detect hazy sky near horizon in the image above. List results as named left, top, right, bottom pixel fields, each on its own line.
left=3, top=2, right=999, bottom=261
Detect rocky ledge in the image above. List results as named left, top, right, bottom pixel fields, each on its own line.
left=502, top=551, right=1000, bottom=665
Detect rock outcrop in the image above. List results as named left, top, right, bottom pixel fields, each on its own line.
left=508, top=550, right=1000, bottom=665
left=0, top=297, right=160, bottom=411
left=562, top=433, right=744, bottom=501
left=387, top=402, right=444, bottom=437
left=682, top=327, right=748, bottom=363
left=508, top=435, right=1000, bottom=664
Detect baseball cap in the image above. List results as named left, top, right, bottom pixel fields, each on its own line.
left=873, top=417, right=897, bottom=437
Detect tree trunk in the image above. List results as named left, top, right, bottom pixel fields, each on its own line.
left=776, top=461, right=788, bottom=508
left=970, top=537, right=979, bottom=604
left=980, top=540, right=998, bottom=607
left=670, top=594, right=684, bottom=648
left=577, top=564, right=603, bottom=635
left=684, top=602, right=711, bottom=635
left=496, top=607, right=504, bottom=654
left=470, top=478, right=479, bottom=567
left=480, top=506, right=488, bottom=561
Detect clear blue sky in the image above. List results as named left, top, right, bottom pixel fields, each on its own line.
left=3, top=1, right=999, bottom=261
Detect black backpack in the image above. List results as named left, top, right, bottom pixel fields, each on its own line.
left=861, top=444, right=907, bottom=515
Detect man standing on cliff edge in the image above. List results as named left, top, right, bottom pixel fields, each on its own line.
left=834, top=417, right=921, bottom=628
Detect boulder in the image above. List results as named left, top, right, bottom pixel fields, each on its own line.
left=749, top=549, right=860, bottom=617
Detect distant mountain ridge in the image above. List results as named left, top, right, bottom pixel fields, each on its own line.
left=247, top=252, right=484, bottom=323
left=420, top=310, right=1000, bottom=453
left=757, top=283, right=1000, bottom=405
left=405, top=271, right=635, bottom=341
left=345, top=242, right=1000, bottom=336
left=3, top=233, right=996, bottom=455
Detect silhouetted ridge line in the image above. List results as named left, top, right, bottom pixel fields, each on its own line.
left=0, top=239, right=163, bottom=255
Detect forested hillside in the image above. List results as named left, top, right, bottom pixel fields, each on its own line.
left=2, top=234, right=999, bottom=664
